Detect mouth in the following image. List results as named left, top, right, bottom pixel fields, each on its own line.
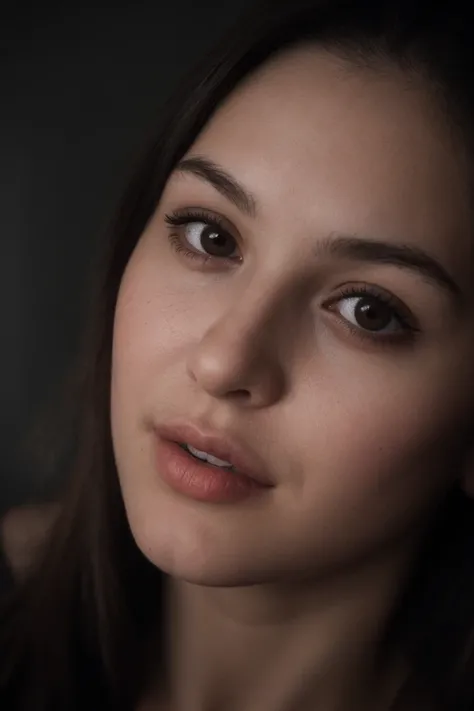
left=178, top=442, right=238, bottom=472
left=154, top=421, right=275, bottom=488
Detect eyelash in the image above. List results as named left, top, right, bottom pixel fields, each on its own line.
left=164, top=209, right=420, bottom=347
left=165, top=208, right=238, bottom=265
left=327, top=284, right=419, bottom=346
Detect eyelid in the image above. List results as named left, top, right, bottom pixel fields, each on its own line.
left=164, top=206, right=240, bottom=240
left=329, top=315, right=418, bottom=349
left=325, top=283, right=418, bottom=327
left=164, top=207, right=242, bottom=265
left=322, top=283, right=421, bottom=347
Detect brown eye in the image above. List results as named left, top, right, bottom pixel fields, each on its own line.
left=184, top=221, right=239, bottom=259
left=336, top=295, right=403, bottom=334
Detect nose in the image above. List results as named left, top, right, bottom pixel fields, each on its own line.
left=186, top=289, right=289, bottom=408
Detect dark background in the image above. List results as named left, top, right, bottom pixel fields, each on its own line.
left=1, top=1, right=249, bottom=512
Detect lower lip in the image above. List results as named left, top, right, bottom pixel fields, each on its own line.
left=154, top=436, right=271, bottom=504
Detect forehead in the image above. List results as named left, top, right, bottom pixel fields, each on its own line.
left=187, top=46, right=473, bottom=286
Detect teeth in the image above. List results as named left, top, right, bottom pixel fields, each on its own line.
left=185, top=444, right=233, bottom=469
left=186, top=444, right=208, bottom=461
left=207, top=453, right=233, bottom=468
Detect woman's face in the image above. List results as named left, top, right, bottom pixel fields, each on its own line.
left=111, top=47, right=474, bottom=586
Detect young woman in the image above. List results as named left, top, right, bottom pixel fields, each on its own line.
left=1, top=1, right=474, bottom=709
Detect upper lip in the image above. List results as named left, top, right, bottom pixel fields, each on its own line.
left=154, top=421, right=275, bottom=487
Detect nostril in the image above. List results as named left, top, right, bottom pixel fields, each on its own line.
left=229, top=388, right=251, bottom=399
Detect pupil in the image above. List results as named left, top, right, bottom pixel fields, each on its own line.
left=355, top=298, right=391, bottom=331
left=201, top=226, right=235, bottom=257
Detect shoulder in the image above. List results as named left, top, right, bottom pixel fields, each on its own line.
left=0, top=502, right=60, bottom=580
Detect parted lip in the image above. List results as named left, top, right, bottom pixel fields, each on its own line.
left=153, top=421, right=275, bottom=487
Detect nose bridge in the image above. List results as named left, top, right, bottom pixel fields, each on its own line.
left=213, top=276, right=293, bottom=355
left=187, top=276, right=296, bottom=404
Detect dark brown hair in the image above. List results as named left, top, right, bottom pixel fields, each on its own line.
left=2, top=1, right=474, bottom=709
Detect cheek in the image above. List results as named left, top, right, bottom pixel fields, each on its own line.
left=111, top=250, right=190, bottom=394
left=110, top=238, right=215, bottom=479
left=264, top=369, right=470, bottom=576
left=110, top=253, right=184, bottom=517
left=288, top=361, right=465, bottom=531
left=110, top=252, right=170, bottom=447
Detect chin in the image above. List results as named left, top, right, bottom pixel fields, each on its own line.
left=135, top=536, right=273, bottom=588
left=125, top=510, right=285, bottom=588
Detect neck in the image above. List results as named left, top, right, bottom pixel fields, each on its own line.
left=152, top=548, right=418, bottom=711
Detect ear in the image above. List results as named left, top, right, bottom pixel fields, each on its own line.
left=460, top=444, right=474, bottom=499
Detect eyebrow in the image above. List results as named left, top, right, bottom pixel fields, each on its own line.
left=316, top=234, right=462, bottom=300
left=174, top=155, right=462, bottom=301
left=175, top=155, right=257, bottom=218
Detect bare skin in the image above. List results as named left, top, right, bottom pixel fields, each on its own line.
left=110, top=48, right=474, bottom=711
